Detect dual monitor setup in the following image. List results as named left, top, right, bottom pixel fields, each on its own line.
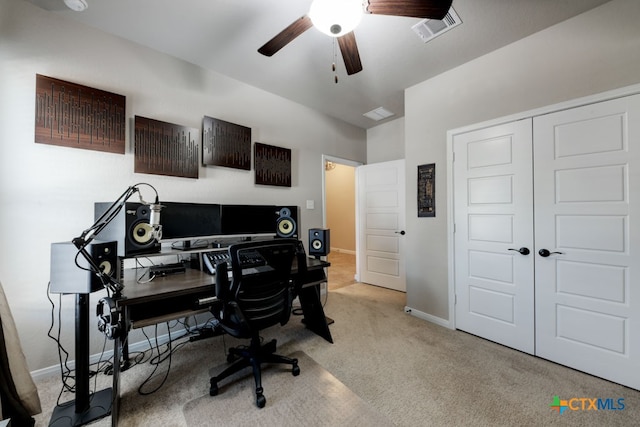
left=50, top=202, right=330, bottom=294
left=97, top=202, right=301, bottom=258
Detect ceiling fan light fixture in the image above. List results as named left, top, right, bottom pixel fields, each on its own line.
left=309, top=0, right=363, bottom=37
left=63, top=0, right=88, bottom=12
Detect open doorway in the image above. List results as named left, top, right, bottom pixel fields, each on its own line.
left=322, top=155, right=362, bottom=290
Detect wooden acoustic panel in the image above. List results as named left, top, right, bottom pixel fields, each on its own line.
left=134, top=116, right=199, bottom=179
left=34, top=74, right=126, bottom=154
left=254, top=142, right=291, bottom=187
left=202, top=116, right=251, bottom=170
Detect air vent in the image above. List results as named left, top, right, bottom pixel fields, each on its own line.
left=363, top=107, right=395, bottom=121
left=411, top=7, right=461, bottom=43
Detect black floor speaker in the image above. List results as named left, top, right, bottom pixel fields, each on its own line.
left=50, top=240, right=119, bottom=294
left=308, top=228, right=330, bottom=257
left=94, top=202, right=161, bottom=257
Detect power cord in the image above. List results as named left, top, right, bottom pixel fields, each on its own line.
left=135, top=316, right=214, bottom=396
left=46, top=283, right=75, bottom=405
left=46, top=283, right=112, bottom=407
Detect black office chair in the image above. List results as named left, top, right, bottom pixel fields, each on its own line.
left=209, top=239, right=301, bottom=408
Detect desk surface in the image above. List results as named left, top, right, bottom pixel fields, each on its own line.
left=119, top=268, right=214, bottom=306
left=118, top=257, right=329, bottom=306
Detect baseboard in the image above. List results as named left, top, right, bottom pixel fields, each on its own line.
left=330, top=247, right=356, bottom=255
left=404, top=306, right=452, bottom=329
left=31, top=328, right=193, bottom=381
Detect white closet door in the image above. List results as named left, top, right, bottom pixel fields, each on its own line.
left=453, top=119, right=535, bottom=354
left=534, top=94, right=640, bottom=389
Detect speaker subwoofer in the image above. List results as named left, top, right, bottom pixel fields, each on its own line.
left=276, top=206, right=298, bottom=238
left=308, top=228, right=330, bottom=257
left=50, top=240, right=119, bottom=294
left=94, top=202, right=161, bottom=257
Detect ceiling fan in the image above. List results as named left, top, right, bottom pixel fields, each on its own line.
left=258, top=0, right=453, bottom=76
left=27, top=0, right=88, bottom=12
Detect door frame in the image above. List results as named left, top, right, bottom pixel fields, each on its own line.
left=321, top=154, right=363, bottom=279
left=447, top=82, right=640, bottom=331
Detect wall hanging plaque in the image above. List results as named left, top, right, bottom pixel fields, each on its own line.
left=34, top=74, right=126, bottom=154
left=202, top=116, right=251, bottom=170
left=418, top=163, right=435, bottom=217
left=254, top=142, right=291, bottom=187
left=134, top=116, right=199, bottom=179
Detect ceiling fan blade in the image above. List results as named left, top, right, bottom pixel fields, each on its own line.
left=258, top=15, right=313, bottom=57
left=337, top=32, right=363, bottom=76
left=364, top=0, right=453, bottom=20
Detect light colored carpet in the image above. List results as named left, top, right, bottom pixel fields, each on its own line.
left=183, top=351, right=393, bottom=427
left=32, top=282, right=640, bottom=426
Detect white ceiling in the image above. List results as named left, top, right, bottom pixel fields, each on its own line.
left=27, top=0, right=612, bottom=129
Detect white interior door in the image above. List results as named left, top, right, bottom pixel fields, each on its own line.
left=357, top=160, right=406, bottom=292
left=534, top=94, right=640, bottom=389
left=453, top=120, right=535, bottom=354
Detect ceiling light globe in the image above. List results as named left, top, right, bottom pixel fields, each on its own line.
left=63, top=0, right=88, bottom=12
left=309, top=0, right=363, bottom=38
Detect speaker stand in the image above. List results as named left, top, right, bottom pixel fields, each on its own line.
left=49, top=293, right=112, bottom=427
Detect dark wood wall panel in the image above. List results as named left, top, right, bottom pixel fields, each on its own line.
left=134, top=116, right=199, bottom=179
left=34, top=74, right=126, bottom=154
left=202, top=116, right=251, bottom=170
left=254, top=142, right=291, bottom=187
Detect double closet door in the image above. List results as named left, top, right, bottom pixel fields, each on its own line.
left=453, top=94, right=640, bottom=390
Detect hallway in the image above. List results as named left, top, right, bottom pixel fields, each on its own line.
left=327, top=252, right=356, bottom=290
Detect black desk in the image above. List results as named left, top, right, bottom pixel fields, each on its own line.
left=110, top=257, right=332, bottom=426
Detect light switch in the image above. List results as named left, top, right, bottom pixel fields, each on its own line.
left=306, top=200, right=315, bottom=209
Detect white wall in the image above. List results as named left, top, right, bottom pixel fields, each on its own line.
left=0, top=0, right=366, bottom=372
left=366, top=117, right=405, bottom=163
left=404, top=0, right=640, bottom=322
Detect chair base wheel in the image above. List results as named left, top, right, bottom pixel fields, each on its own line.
left=256, top=393, right=266, bottom=408
left=209, top=379, right=219, bottom=396
left=292, top=361, right=300, bottom=376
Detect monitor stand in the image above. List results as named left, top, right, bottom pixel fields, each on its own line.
left=173, top=240, right=209, bottom=251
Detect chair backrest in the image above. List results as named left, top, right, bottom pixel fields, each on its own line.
left=215, top=239, right=298, bottom=337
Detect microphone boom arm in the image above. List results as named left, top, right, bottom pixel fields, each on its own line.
left=72, top=183, right=161, bottom=296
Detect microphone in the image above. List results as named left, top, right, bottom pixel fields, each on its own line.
left=149, top=201, right=163, bottom=241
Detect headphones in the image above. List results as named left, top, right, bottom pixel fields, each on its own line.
left=97, top=297, right=122, bottom=340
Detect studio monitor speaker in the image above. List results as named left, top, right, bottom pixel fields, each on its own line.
left=50, top=240, right=119, bottom=294
left=308, top=228, right=330, bottom=257
left=276, top=206, right=298, bottom=238
left=94, top=202, right=161, bottom=257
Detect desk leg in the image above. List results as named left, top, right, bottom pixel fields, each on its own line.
left=120, top=308, right=131, bottom=371
left=111, top=335, right=121, bottom=427
left=298, top=284, right=333, bottom=343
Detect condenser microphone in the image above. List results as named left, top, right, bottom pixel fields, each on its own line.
left=149, top=202, right=163, bottom=241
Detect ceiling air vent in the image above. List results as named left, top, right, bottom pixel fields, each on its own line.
left=363, top=107, right=395, bottom=121
left=411, top=7, right=461, bottom=43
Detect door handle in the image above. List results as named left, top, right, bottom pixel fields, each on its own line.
left=508, top=247, right=530, bottom=255
left=538, top=249, right=563, bottom=257
left=395, top=230, right=406, bottom=235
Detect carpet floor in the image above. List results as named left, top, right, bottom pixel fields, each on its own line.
left=32, top=280, right=640, bottom=426
left=183, top=351, right=393, bottom=426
